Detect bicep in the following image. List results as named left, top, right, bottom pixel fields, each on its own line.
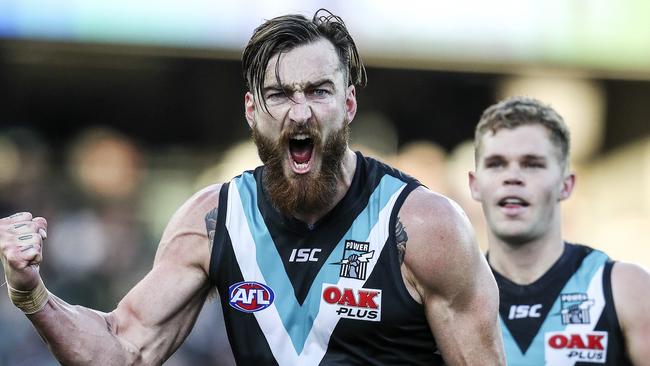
left=109, top=187, right=220, bottom=364
left=612, top=262, right=650, bottom=365
left=422, top=244, right=502, bottom=365
left=401, top=190, right=504, bottom=365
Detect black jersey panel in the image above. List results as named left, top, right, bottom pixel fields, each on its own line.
left=321, top=241, right=441, bottom=366
left=209, top=182, right=230, bottom=284
left=494, top=243, right=591, bottom=353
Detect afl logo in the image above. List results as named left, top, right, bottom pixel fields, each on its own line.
left=228, top=281, right=275, bottom=313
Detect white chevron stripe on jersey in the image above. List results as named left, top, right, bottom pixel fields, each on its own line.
left=544, top=264, right=607, bottom=366
left=566, top=264, right=606, bottom=334
left=226, top=182, right=300, bottom=364
left=299, top=184, right=405, bottom=364
left=226, top=178, right=406, bottom=366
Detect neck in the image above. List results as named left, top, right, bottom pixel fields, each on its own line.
left=293, top=148, right=357, bottom=225
left=487, top=220, right=565, bottom=285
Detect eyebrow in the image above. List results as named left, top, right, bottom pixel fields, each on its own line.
left=483, top=154, right=505, bottom=161
left=482, top=154, right=548, bottom=162
left=521, top=154, right=547, bottom=161
left=262, top=78, right=336, bottom=94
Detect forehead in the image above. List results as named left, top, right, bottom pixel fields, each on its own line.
left=263, top=38, right=344, bottom=87
left=478, top=124, right=559, bottom=159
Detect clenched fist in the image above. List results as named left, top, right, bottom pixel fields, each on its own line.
left=0, top=212, right=48, bottom=292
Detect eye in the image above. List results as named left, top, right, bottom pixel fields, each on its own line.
left=485, top=160, right=504, bottom=168
left=265, top=91, right=287, bottom=102
left=310, top=88, right=330, bottom=97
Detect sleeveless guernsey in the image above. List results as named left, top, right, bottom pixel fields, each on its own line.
left=209, top=152, right=442, bottom=365
left=494, top=243, right=630, bottom=366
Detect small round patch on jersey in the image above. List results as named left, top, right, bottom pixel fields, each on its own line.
left=228, top=281, right=275, bottom=313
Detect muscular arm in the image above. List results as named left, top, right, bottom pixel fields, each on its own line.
left=399, top=187, right=505, bottom=365
left=2, top=184, right=221, bottom=366
left=611, top=262, right=650, bottom=365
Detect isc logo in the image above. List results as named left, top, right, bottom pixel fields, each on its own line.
left=289, top=248, right=321, bottom=262
left=228, top=281, right=275, bottom=313
left=508, top=304, right=542, bottom=319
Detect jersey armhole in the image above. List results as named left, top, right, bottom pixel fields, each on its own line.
left=387, top=181, right=424, bottom=309
left=208, top=182, right=230, bottom=285
left=603, top=260, right=625, bottom=340
left=603, top=260, right=635, bottom=364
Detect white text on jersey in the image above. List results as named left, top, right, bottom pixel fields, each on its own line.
left=508, top=304, right=542, bottom=319
left=289, top=248, right=322, bottom=262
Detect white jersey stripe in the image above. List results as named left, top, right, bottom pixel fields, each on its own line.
left=226, top=178, right=406, bottom=366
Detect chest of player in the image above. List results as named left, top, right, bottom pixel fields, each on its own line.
left=210, top=159, right=443, bottom=364
left=502, top=300, right=616, bottom=365
left=496, top=248, right=628, bottom=365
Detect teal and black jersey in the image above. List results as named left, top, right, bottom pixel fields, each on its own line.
left=493, top=243, right=630, bottom=366
left=208, top=152, right=442, bottom=365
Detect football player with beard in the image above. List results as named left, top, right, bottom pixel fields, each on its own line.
left=469, top=96, right=650, bottom=365
left=0, top=9, right=504, bottom=365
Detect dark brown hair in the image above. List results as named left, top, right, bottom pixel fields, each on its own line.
left=475, top=96, right=571, bottom=166
left=242, top=8, right=367, bottom=113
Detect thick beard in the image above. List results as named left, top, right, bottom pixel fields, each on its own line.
left=252, top=122, right=349, bottom=218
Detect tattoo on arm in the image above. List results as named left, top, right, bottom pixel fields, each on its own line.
left=204, top=207, right=218, bottom=250
left=395, top=217, right=408, bottom=264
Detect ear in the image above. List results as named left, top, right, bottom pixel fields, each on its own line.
left=468, top=171, right=482, bottom=202
left=244, top=92, right=256, bottom=128
left=345, top=85, right=357, bottom=125
left=559, top=172, right=576, bottom=201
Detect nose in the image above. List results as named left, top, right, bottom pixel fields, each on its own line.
left=503, top=167, right=524, bottom=186
left=504, top=177, right=523, bottom=186
left=288, top=94, right=312, bottom=125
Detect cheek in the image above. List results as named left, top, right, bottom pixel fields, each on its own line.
left=476, top=175, right=496, bottom=194
left=471, top=182, right=492, bottom=205
left=534, top=181, right=561, bottom=205
left=256, top=118, right=281, bottom=138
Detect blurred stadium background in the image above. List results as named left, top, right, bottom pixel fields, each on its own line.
left=1, top=1, right=649, bottom=364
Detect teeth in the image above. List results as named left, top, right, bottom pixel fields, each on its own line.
left=292, top=134, right=310, bottom=140
left=500, top=197, right=529, bottom=206
left=293, top=160, right=309, bottom=169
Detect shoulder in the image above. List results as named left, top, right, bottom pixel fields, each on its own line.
left=399, top=187, right=479, bottom=294
left=174, top=183, right=223, bottom=219
left=399, top=186, right=475, bottom=254
left=154, top=183, right=223, bottom=271
left=611, top=261, right=650, bottom=315
left=610, top=261, right=650, bottom=359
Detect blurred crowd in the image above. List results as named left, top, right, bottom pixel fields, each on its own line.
left=0, top=127, right=236, bottom=365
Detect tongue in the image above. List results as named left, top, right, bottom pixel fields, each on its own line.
left=290, top=145, right=312, bottom=164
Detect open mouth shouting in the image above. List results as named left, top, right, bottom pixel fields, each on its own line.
left=288, top=133, right=315, bottom=174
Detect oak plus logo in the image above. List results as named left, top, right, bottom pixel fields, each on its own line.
left=322, top=284, right=381, bottom=321
left=545, top=331, right=608, bottom=364
left=332, top=240, right=374, bottom=280
left=508, top=304, right=542, bottom=319
left=228, top=281, right=275, bottom=313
